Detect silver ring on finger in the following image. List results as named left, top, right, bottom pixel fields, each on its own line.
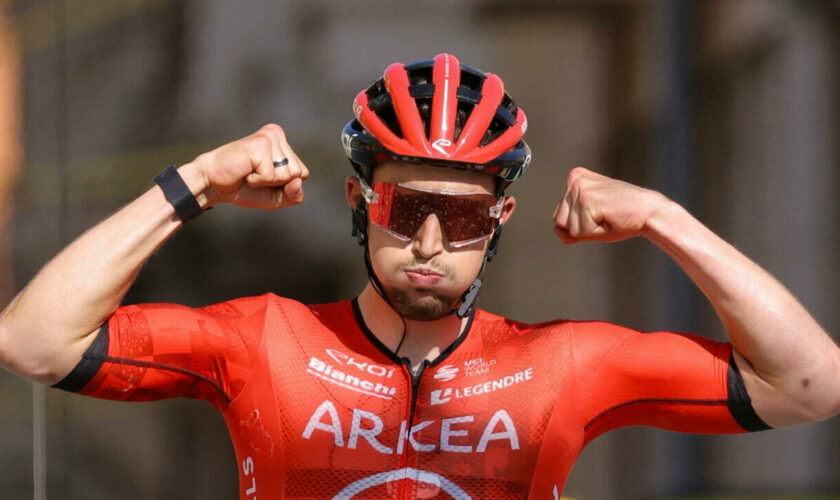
left=273, top=157, right=289, bottom=167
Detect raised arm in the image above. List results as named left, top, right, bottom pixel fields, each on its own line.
left=0, top=124, right=308, bottom=384
left=553, top=167, right=840, bottom=428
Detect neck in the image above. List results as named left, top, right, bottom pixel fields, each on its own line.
left=357, top=284, right=469, bottom=371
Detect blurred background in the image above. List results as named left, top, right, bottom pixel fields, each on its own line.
left=1, top=0, right=839, bottom=498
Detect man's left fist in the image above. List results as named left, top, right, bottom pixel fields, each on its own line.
left=552, top=167, right=668, bottom=244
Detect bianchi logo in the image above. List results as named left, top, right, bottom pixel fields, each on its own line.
left=433, top=364, right=458, bottom=382
left=307, top=350, right=398, bottom=400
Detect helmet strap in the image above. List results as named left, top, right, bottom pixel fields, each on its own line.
left=455, top=222, right=502, bottom=318
left=353, top=199, right=391, bottom=302
left=352, top=206, right=368, bottom=246
left=354, top=199, right=411, bottom=357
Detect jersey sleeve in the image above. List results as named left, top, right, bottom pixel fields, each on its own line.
left=570, top=321, right=770, bottom=444
left=51, top=295, right=270, bottom=410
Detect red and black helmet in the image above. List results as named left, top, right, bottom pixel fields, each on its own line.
left=341, top=53, right=531, bottom=191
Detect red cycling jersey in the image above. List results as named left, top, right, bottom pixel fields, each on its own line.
left=56, top=294, right=767, bottom=499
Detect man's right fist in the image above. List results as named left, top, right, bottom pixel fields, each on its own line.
left=178, top=123, right=310, bottom=210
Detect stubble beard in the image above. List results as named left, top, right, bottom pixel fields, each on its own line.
left=386, top=286, right=460, bottom=321
left=382, top=258, right=462, bottom=321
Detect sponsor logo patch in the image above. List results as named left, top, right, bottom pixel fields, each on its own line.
left=464, top=357, right=496, bottom=377
left=307, top=356, right=398, bottom=400
left=433, top=364, right=459, bottom=382
left=431, top=367, right=534, bottom=406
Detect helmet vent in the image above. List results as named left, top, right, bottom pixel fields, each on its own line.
left=416, top=98, right=433, bottom=139
left=406, top=65, right=433, bottom=86
left=459, top=64, right=485, bottom=93
left=456, top=86, right=482, bottom=105
left=375, top=106, right=403, bottom=139
left=403, top=59, right=434, bottom=74
left=481, top=115, right=510, bottom=147
left=409, top=83, right=435, bottom=99
left=366, top=79, right=387, bottom=100
left=453, top=103, right=475, bottom=142
left=500, top=93, right=517, bottom=115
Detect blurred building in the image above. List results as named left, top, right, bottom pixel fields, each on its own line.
left=1, top=0, right=838, bottom=498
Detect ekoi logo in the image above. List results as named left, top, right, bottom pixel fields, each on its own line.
left=333, top=468, right=471, bottom=499
left=433, top=364, right=458, bottom=382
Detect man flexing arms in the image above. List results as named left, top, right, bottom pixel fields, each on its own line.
left=1, top=54, right=838, bottom=499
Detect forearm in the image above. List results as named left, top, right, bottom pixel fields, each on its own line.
left=0, top=123, right=307, bottom=384
left=0, top=163, right=209, bottom=384
left=644, top=200, right=840, bottom=426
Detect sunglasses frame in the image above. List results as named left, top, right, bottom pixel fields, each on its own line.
left=358, top=177, right=504, bottom=248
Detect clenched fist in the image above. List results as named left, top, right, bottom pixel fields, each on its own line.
left=180, top=123, right=310, bottom=210
left=552, top=167, right=669, bottom=244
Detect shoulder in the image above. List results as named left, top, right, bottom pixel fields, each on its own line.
left=199, top=293, right=336, bottom=317
left=473, top=310, right=651, bottom=337
left=198, top=293, right=275, bottom=318
left=252, top=295, right=355, bottom=332
left=472, top=310, right=655, bottom=350
left=472, top=308, right=573, bottom=342
left=202, top=294, right=356, bottom=331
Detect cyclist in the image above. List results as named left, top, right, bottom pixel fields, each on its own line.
left=1, top=53, right=838, bottom=499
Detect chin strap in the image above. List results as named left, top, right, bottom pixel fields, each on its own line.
left=456, top=278, right=482, bottom=318
left=354, top=202, right=409, bottom=354
left=455, top=223, right=502, bottom=318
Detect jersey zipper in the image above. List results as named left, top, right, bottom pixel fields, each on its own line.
left=399, top=357, right=428, bottom=499
left=405, top=358, right=429, bottom=425
left=349, top=298, right=476, bottom=498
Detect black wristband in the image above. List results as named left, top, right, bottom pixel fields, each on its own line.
left=154, top=165, right=203, bottom=223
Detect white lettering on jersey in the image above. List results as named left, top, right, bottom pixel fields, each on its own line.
left=464, top=357, right=497, bottom=377
left=396, top=419, right=435, bottom=454
left=440, top=416, right=474, bottom=453
left=476, top=409, right=519, bottom=452
left=326, top=349, right=396, bottom=378
left=348, top=409, right=393, bottom=454
left=430, top=367, right=533, bottom=406
left=307, top=357, right=398, bottom=399
left=301, top=401, right=519, bottom=455
left=301, top=400, right=344, bottom=446
left=241, top=456, right=257, bottom=500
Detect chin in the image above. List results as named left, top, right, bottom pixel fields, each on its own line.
left=387, top=287, right=461, bottom=321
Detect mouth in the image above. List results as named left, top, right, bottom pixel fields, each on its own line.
left=404, top=267, right=444, bottom=286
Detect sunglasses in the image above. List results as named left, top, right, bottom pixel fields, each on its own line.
left=360, top=178, right=504, bottom=248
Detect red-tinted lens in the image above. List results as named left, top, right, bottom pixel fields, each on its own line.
left=367, top=182, right=498, bottom=246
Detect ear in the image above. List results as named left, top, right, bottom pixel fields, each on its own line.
left=498, top=195, right=516, bottom=226
left=345, top=176, right=363, bottom=210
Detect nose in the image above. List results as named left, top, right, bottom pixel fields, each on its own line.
left=411, top=214, right=445, bottom=259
